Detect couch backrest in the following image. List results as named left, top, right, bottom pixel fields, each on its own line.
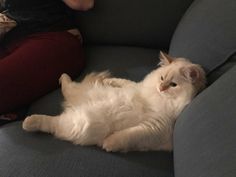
left=77, top=0, right=194, bottom=49
left=169, top=0, right=236, bottom=74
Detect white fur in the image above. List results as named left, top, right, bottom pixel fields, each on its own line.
left=23, top=55, right=206, bottom=152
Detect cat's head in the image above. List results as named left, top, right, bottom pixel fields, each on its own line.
left=154, top=52, right=206, bottom=99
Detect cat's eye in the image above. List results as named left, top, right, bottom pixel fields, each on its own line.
left=161, top=76, right=164, bottom=81
left=170, top=82, right=177, bottom=87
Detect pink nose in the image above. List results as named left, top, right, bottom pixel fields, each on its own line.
left=159, top=84, right=168, bottom=92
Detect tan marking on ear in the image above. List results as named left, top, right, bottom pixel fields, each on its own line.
left=180, top=65, right=200, bottom=83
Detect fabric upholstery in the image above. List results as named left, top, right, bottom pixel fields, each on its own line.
left=169, top=0, right=236, bottom=73
left=0, top=122, right=174, bottom=177
left=77, top=0, right=194, bottom=48
left=207, top=53, right=236, bottom=84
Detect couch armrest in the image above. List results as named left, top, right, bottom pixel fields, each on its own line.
left=174, top=65, right=236, bottom=177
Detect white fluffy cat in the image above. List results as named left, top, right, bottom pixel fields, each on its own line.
left=23, top=52, right=206, bottom=152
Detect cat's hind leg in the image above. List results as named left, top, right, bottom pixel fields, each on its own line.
left=22, top=114, right=58, bottom=134
left=59, top=73, right=89, bottom=105
left=23, top=113, right=79, bottom=142
left=59, top=73, right=78, bottom=102
left=59, top=72, right=111, bottom=105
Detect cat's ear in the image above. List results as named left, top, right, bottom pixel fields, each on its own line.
left=180, top=65, right=202, bottom=83
left=159, top=51, right=174, bottom=66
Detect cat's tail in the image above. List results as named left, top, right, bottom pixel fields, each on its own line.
left=82, top=71, right=111, bottom=85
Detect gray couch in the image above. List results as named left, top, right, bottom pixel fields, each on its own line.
left=0, top=0, right=236, bottom=177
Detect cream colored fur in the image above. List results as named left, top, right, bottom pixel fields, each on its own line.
left=23, top=52, right=206, bottom=152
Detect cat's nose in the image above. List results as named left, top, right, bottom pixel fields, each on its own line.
left=159, top=84, right=168, bottom=92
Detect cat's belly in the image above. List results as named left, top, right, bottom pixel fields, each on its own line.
left=83, top=86, right=145, bottom=131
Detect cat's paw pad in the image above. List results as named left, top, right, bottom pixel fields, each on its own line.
left=59, top=73, right=71, bottom=85
left=22, top=115, right=41, bottom=132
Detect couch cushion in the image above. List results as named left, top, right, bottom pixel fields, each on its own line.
left=77, top=0, right=194, bottom=48
left=174, top=65, right=236, bottom=177
left=169, top=0, right=236, bottom=74
left=0, top=121, right=174, bottom=177
left=207, top=53, right=236, bottom=84
left=0, top=46, right=174, bottom=177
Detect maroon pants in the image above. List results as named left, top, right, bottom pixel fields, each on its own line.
left=0, top=31, right=85, bottom=114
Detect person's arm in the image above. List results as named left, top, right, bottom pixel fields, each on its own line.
left=62, top=0, right=94, bottom=11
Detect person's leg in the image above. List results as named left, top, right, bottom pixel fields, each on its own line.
left=0, top=44, right=7, bottom=58
left=0, top=31, right=85, bottom=114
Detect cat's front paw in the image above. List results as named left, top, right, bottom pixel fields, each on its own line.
left=102, top=134, right=127, bottom=152
left=22, top=115, right=41, bottom=132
